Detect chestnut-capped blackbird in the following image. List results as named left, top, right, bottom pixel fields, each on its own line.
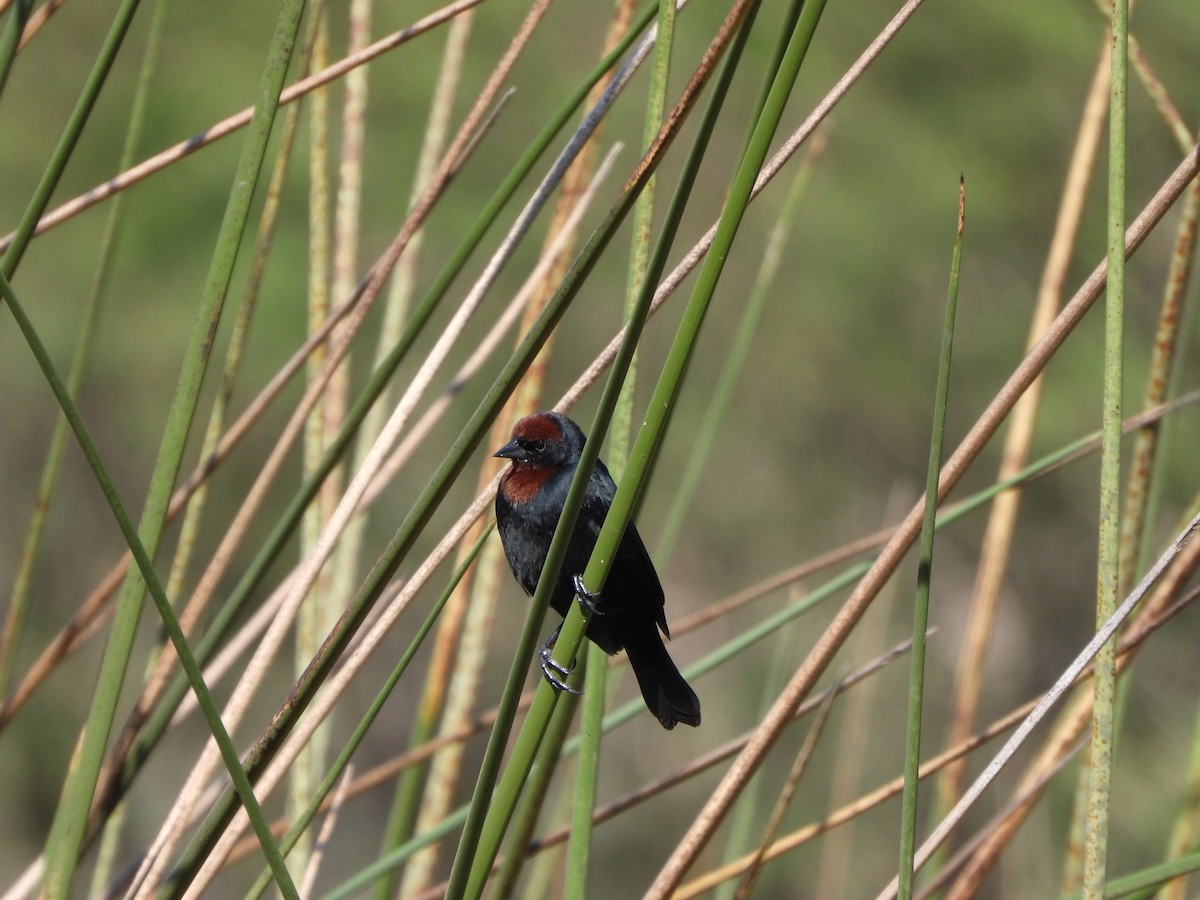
left=493, top=411, right=701, bottom=729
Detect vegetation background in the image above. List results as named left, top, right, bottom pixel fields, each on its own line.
left=0, top=0, right=1197, bottom=896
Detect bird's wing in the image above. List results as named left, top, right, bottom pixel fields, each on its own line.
left=613, top=520, right=670, bottom=636
left=577, top=463, right=670, bottom=635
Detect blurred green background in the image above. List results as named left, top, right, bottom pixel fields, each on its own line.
left=1, top=0, right=1198, bottom=895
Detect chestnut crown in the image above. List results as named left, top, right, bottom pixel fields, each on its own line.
left=493, top=411, right=586, bottom=469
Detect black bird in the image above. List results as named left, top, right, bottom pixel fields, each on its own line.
left=493, top=411, right=700, bottom=729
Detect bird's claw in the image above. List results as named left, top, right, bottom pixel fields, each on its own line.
left=538, top=627, right=582, bottom=694
left=572, top=573, right=603, bottom=615
left=539, top=640, right=583, bottom=694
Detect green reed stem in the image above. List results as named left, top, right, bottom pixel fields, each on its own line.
left=897, top=179, right=964, bottom=898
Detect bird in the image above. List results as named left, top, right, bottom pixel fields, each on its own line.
left=493, top=411, right=701, bottom=729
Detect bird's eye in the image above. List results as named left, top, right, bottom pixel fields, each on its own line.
left=529, top=439, right=547, bottom=453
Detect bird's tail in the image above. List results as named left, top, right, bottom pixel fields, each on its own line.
left=620, top=621, right=701, bottom=729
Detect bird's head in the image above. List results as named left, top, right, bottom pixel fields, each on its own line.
left=493, top=411, right=584, bottom=470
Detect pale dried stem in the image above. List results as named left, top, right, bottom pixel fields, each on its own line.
left=335, top=2, right=468, bottom=638
left=331, top=0, right=372, bottom=308
left=1116, top=153, right=1200, bottom=596
left=16, top=0, right=66, bottom=49
left=939, top=33, right=1111, bottom=812
left=298, top=765, right=354, bottom=898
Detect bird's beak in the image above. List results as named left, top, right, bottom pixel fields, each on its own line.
left=493, top=438, right=527, bottom=461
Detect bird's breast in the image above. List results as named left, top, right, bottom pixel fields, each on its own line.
left=499, top=464, right=558, bottom=506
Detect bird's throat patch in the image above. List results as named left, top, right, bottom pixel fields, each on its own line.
left=500, top=464, right=557, bottom=505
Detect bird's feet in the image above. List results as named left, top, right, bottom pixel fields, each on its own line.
left=572, top=573, right=603, bottom=616
left=539, top=629, right=583, bottom=695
